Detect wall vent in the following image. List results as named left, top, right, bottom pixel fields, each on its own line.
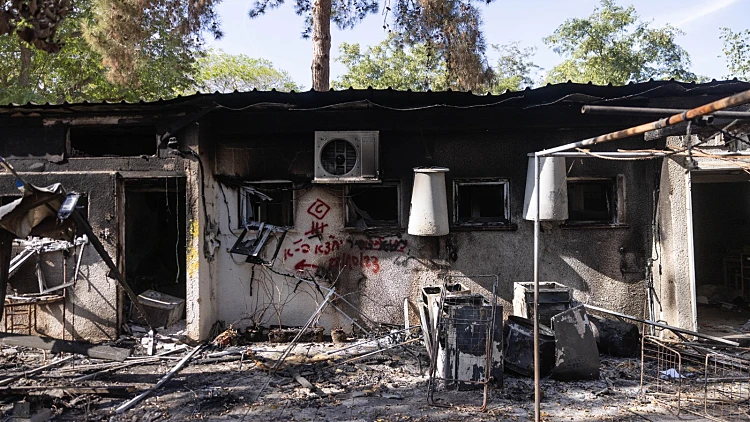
left=314, top=131, right=380, bottom=183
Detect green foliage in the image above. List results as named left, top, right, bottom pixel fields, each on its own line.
left=544, top=0, right=696, bottom=85
left=83, top=0, right=211, bottom=88
left=391, top=0, right=495, bottom=90
left=332, top=37, right=446, bottom=91
left=0, top=0, right=197, bottom=104
left=721, top=28, right=750, bottom=80
left=249, top=0, right=377, bottom=38
left=0, top=1, right=300, bottom=104
left=0, top=0, right=71, bottom=52
left=333, top=37, right=538, bottom=93
left=250, top=0, right=495, bottom=91
left=191, top=49, right=302, bottom=93
left=491, top=43, right=540, bottom=93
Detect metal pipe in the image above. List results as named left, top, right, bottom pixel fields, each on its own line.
left=526, top=89, right=750, bottom=422
left=528, top=152, right=668, bottom=158
left=584, top=304, right=739, bottom=346
left=582, top=105, right=750, bottom=119
left=537, top=88, right=750, bottom=157
left=533, top=155, right=541, bottom=422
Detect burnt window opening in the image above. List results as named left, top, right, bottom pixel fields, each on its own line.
left=566, top=178, right=619, bottom=224
left=346, top=183, right=400, bottom=229
left=239, top=181, right=294, bottom=228
left=69, top=126, right=156, bottom=157
left=125, top=178, right=187, bottom=301
left=453, top=179, right=510, bottom=226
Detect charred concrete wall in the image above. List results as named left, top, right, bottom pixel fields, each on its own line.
left=204, top=109, right=657, bottom=331
left=655, top=152, right=750, bottom=332
left=0, top=151, right=193, bottom=341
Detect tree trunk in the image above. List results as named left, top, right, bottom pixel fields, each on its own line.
left=19, top=41, right=32, bottom=89
left=311, top=0, right=331, bottom=91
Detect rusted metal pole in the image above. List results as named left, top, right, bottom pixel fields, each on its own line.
left=533, top=155, right=541, bottom=422
left=582, top=105, right=750, bottom=119
left=528, top=87, right=750, bottom=422
left=538, top=88, right=750, bottom=157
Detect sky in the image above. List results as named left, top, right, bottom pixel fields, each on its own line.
left=206, top=0, right=748, bottom=89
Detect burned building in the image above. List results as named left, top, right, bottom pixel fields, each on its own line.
left=1, top=80, right=749, bottom=342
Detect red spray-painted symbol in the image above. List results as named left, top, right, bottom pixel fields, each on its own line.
left=307, top=199, right=331, bottom=220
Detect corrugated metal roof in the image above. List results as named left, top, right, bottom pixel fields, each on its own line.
left=1, top=79, right=749, bottom=114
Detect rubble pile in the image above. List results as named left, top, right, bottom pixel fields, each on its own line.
left=0, top=318, right=699, bottom=422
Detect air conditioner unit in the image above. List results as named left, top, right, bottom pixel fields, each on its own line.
left=314, top=131, right=380, bottom=183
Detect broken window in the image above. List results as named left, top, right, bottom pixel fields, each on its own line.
left=453, top=179, right=510, bottom=226
left=345, top=183, right=400, bottom=229
left=566, top=178, right=621, bottom=224
left=239, top=181, right=294, bottom=228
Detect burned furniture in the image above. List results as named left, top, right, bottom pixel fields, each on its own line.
left=422, top=276, right=501, bottom=410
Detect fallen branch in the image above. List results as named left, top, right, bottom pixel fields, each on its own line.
left=326, top=326, right=420, bottom=356
left=331, top=338, right=421, bottom=368
left=73, top=346, right=189, bottom=382
left=287, top=367, right=324, bottom=395
left=0, top=355, right=76, bottom=387
left=0, top=385, right=136, bottom=397
left=254, top=288, right=335, bottom=401
left=114, top=343, right=205, bottom=414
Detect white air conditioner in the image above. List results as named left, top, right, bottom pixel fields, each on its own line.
left=314, top=131, right=380, bottom=183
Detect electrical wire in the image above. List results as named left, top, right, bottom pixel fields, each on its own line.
left=207, top=81, right=750, bottom=114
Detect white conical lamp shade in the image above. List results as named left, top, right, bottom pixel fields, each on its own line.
left=408, top=167, right=450, bottom=236
left=523, top=157, right=569, bottom=221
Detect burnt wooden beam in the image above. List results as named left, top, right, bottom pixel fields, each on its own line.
left=0, top=333, right=131, bottom=361
left=0, top=385, right=136, bottom=397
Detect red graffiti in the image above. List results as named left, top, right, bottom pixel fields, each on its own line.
left=294, top=259, right=318, bottom=272
left=313, top=240, right=342, bottom=256
left=347, top=237, right=408, bottom=253
left=283, top=248, right=294, bottom=259
left=306, top=199, right=331, bottom=220
left=329, top=253, right=380, bottom=274
left=305, top=221, right=329, bottom=236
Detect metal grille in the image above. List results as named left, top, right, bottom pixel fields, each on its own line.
left=427, top=275, right=500, bottom=411
left=704, top=353, right=750, bottom=421
left=320, top=139, right=357, bottom=175
left=641, top=335, right=750, bottom=421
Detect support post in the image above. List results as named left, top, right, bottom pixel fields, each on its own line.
left=533, top=154, right=541, bottom=422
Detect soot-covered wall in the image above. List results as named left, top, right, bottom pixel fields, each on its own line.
left=204, top=106, right=656, bottom=330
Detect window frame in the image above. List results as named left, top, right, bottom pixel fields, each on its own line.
left=452, top=178, right=512, bottom=228
left=238, top=180, right=295, bottom=229
left=344, top=181, right=402, bottom=230
left=564, top=175, right=626, bottom=227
